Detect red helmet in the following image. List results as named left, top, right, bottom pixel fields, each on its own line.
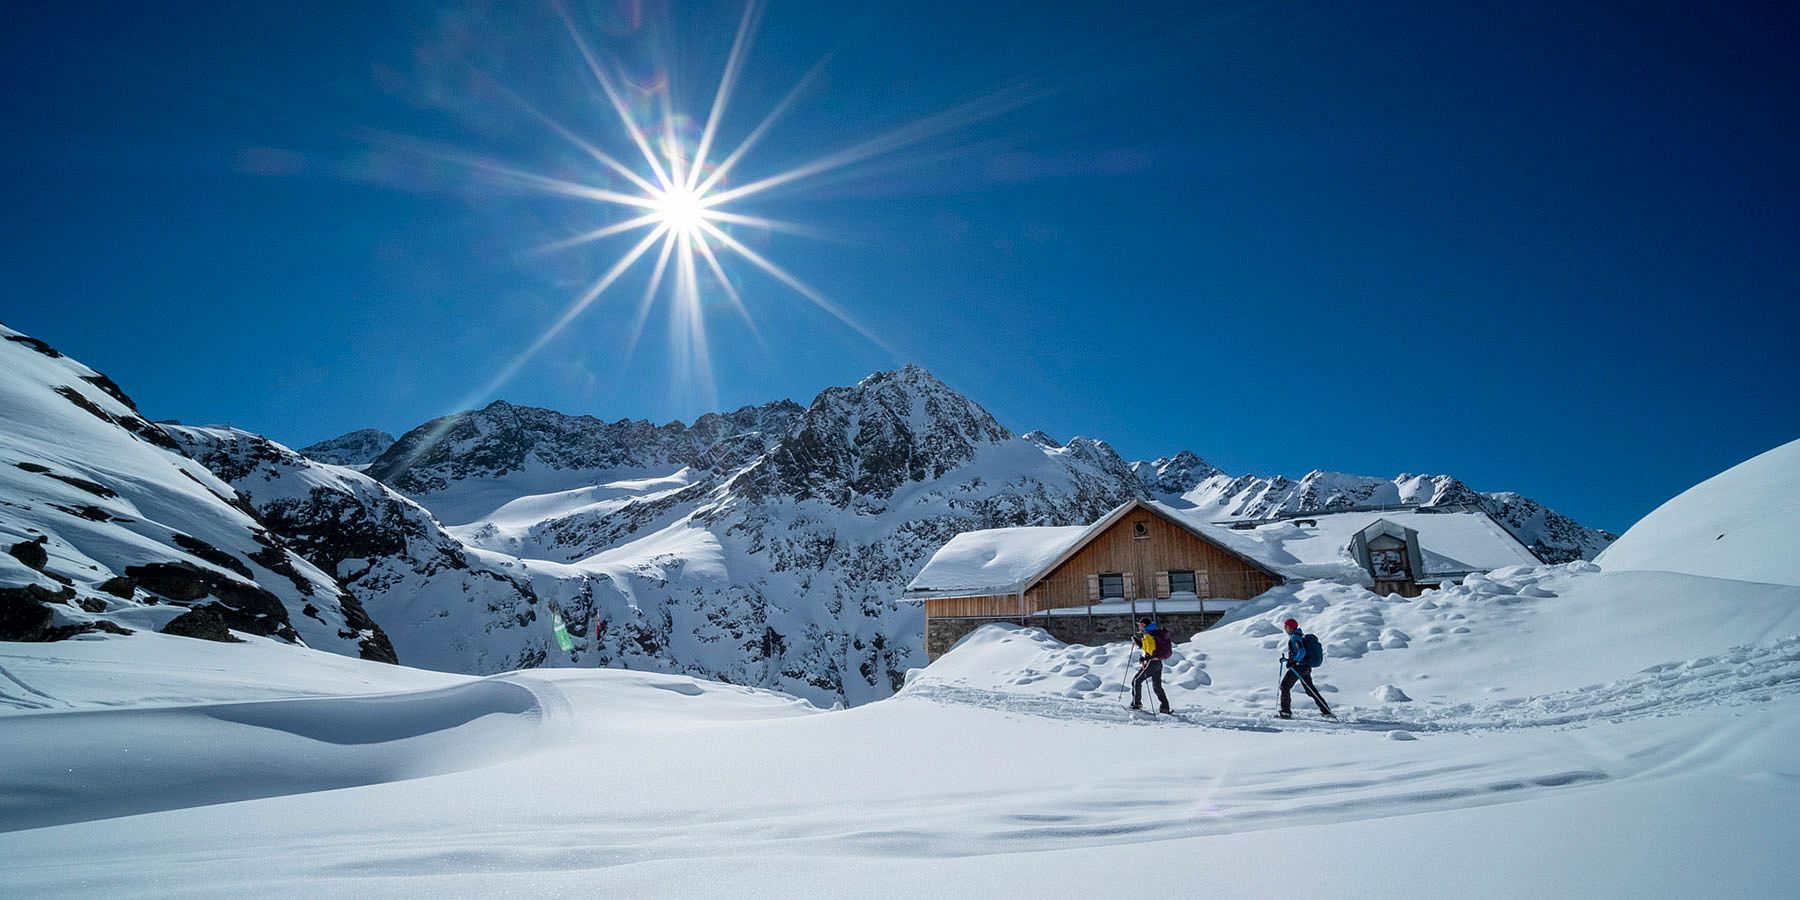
left=1283, top=618, right=1299, bottom=630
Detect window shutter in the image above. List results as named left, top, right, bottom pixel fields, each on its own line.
left=1155, top=571, right=1171, bottom=599
left=1195, top=571, right=1211, bottom=597
left=1086, top=574, right=1101, bottom=601
left=1123, top=572, right=1137, bottom=599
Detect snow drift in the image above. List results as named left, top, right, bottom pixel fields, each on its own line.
left=1597, top=436, right=1800, bottom=586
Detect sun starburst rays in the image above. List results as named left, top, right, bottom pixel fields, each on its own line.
left=374, top=0, right=1037, bottom=477
left=469, top=0, right=894, bottom=401
left=407, top=0, right=1030, bottom=425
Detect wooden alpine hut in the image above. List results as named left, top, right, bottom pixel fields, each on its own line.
left=901, top=499, right=1288, bottom=658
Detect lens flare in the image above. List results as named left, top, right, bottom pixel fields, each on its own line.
left=384, top=0, right=1035, bottom=474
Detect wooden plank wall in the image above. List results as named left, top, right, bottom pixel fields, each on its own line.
left=923, top=595, right=1028, bottom=619
left=1025, top=510, right=1281, bottom=610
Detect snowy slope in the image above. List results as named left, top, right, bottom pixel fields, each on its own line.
left=1597, top=437, right=1800, bottom=586
left=3, top=545, right=1797, bottom=898
left=0, top=326, right=391, bottom=660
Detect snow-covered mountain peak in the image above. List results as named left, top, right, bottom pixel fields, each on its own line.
left=366, top=398, right=805, bottom=505
left=1132, top=449, right=1223, bottom=495
left=298, top=428, right=395, bottom=467
left=736, top=365, right=1012, bottom=506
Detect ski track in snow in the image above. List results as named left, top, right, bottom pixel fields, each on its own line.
left=0, top=660, right=69, bottom=711
left=904, top=635, right=1800, bottom=735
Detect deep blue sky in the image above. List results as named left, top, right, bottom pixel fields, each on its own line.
left=4, top=1, right=1797, bottom=533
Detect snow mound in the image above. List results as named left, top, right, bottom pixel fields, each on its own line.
left=1, top=677, right=545, bottom=831
left=1598, top=437, right=1800, bottom=586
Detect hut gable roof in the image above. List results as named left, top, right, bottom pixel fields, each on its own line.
left=903, top=499, right=1288, bottom=600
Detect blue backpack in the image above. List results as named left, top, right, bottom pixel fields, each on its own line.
left=1301, top=632, right=1325, bottom=667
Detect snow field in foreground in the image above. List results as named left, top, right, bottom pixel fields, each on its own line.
left=3, top=563, right=1800, bottom=898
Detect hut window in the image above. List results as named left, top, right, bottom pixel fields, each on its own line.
left=1371, top=547, right=1410, bottom=579
left=1168, top=570, right=1197, bottom=595
left=1098, top=573, right=1125, bottom=599
left=1132, top=520, right=1150, bottom=539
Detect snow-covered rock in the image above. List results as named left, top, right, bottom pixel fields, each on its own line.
left=0, top=325, right=392, bottom=660
left=165, top=425, right=548, bottom=673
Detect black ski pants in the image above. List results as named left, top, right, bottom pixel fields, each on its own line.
left=1281, top=663, right=1332, bottom=716
left=1133, top=659, right=1169, bottom=710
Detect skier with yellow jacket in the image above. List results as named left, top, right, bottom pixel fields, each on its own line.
left=1129, top=617, right=1173, bottom=714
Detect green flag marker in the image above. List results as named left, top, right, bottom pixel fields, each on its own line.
left=551, top=610, right=573, bottom=653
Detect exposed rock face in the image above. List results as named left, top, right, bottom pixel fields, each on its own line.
left=1131, top=450, right=1224, bottom=496
left=167, top=425, right=527, bottom=671
left=368, top=399, right=805, bottom=498
left=298, top=429, right=396, bottom=467
left=735, top=365, right=1012, bottom=507
left=0, top=324, right=393, bottom=658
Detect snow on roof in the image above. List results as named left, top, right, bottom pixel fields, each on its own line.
left=904, top=500, right=1540, bottom=600
left=902, top=524, right=1092, bottom=599
left=1158, top=506, right=1541, bottom=582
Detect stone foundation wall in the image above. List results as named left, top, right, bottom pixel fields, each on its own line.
left=926, top=610, right=1226, bottom=659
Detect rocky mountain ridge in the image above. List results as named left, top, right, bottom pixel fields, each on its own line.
left=3, top=320, right=1614, bottom=705
left=297, top=428, right=394, bottom=467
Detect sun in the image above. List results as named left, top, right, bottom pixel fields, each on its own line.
left=409, top=0, right=1027, bottom=422
left=651, top=183, right=708, bottom=238
left=380, top=0, right=1030, bottom=473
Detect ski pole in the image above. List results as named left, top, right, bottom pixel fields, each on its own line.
left=1283, top=659, right=1332, bottom=714
left=1117, top=644, right=1138, bottom=706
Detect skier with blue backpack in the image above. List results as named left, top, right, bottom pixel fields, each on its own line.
left=1279, top=618, right=1334, bottom=719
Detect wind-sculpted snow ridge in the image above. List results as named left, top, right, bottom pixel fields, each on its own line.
left=0, top=325, right=391, bottom=660
left=0, top=676, right=547, bottom=831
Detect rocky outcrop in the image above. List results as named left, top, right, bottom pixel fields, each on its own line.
left=0, top=323, right=393, bottom=658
